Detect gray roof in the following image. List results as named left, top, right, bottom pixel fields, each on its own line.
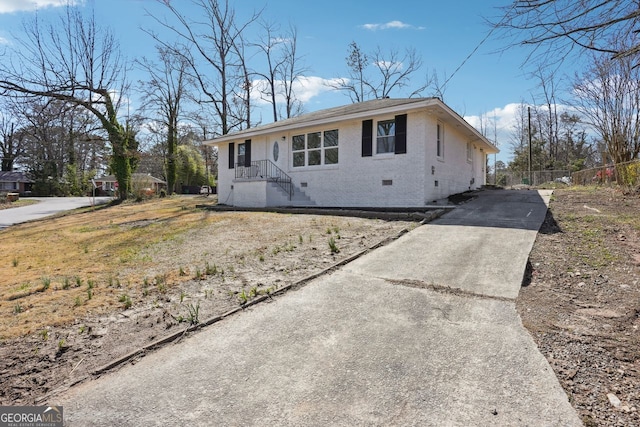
left=207, top=98, right=438, bottom=143
left=0, top=171, right=32, bottom=183
left=205, top=97, right=498, bottom=154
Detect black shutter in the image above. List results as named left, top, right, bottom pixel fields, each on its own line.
left=395, top=114, right=407, bottom=154
left=228, top=142, right=235, bottom=169
left=244, top=139, right=251, bottom=167
left=362, top=119, right=373, bottom=157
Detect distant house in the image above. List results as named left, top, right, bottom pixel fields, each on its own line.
left=0, top=171, right=33, bottom=195
left=94, top=173, right=167, bottom=196
left=206, top=98, right=499, bottom=208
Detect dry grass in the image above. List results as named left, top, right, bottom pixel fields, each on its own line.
left=0, top=196, right=225, bottom=338
left=0, top=199, right=39, bottom=210
left=1, top=196, right=414, bottom=341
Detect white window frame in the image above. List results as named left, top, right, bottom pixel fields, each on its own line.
left=436, top=121, right=444, bottom=159
left=466, top=142, right=473, bottom=163
left=292, top=129, right=339, bottom=167
left=376, top=118, right=396, bottom=155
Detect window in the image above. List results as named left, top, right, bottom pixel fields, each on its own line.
left=307, top=132, right=321, bottom=165
left=436, top=122, right=444, bottom=158
left=0, top=182, right=16, bottom=190
left=377, top=120, right=395, bottom=154
left=467, top=142, right=473, bottom=163
left=324, top=130, right=339, bottom=164
left=292, top=130, right=339, bottom=167
left=362, top=114, right=406, bottom=156
left=292, top=135, right=305, bottom=167
left=237, top=143, right=246, bottom=167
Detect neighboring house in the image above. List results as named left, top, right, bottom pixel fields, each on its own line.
left=94, top=173, right=167, bottom=196
left=206, top=97, right=499, bottom=208
left=0, top=171, right=33, bottom=195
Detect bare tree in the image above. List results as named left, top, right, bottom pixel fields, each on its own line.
left=279, top=25, right=306, bottom=119
left=331, top=43, right=428, bottom=102
left=147, top=0, right=261, bottom=135
left=368, top=47, right=426, bottom=99
left=531, top=65, right=560, bottom=164
left=573, top=52, right=640, bottom=165
left=0, top=6, right=136, bottom=199
left=252, top=20, right=287, bottom=122
left=138, top=45, right=191, bottom=194
left=0, top=97, right=27, bottom=171
left=494, top=0, right=640, bottom=63
left=14, top=98, right=107, bottom=195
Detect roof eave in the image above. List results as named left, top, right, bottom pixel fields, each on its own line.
left=205, top=98, right=439, bottom=146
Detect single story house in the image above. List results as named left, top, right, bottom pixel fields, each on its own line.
left=206, top=97, right=499, bottom=208
left=94, top=173, right=167, bottom=196
left=0, top=171, right=33, bottom=195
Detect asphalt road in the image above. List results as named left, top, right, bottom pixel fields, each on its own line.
left=0, top=197, right=111, bottom=229
left=57, top=189, right=582, bottom=426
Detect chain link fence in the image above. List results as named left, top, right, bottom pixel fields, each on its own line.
left=491, top=160, right=640, bottom=190
left=570, top=160, right=640, bottom=190
left=493, top=170, right=571, bottom=187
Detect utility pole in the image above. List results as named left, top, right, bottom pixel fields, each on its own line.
left=528, top=106, right=533, bottom=186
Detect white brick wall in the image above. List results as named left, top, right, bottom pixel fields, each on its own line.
left=217, top=109, right=489, bottom=208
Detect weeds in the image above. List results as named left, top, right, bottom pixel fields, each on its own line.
left=62, top=277, right=71, bottom=290
left=179, top=266, right=187, bottom=276
left=186, top=301, right=200, bottom=325
left=12, top=257, right=18, bottom=267
left=40, top=330, right=49, bottom=341
left=41, top=276, right=51, bottom=291
left=238, top=289, right=248, bottom=304
left=205, top=262, right=217, bottom=275
left=328, top=237, right=340, bottom=254
left=119, top=294, right=132, bottom=309
left=87, top=280, right=95, bottom=300
left=74, top=296, right=82, bottom=307
left=13, top=303, right=23, bottom=314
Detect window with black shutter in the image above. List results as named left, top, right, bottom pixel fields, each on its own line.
left=362, top=119, right=373, bottom=157
left=244, top=139, right=251, bottom=167
left=394, top=114, right=407, bottom=154
left=228, top=142, right=235, bottom=169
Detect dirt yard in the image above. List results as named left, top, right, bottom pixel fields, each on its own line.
left=1, top=187, right=639, bottom=427
left=519, top=186, right=640, bottom=426
left=0, top=197, right=416, bottom=405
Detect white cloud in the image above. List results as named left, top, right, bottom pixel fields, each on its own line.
left=0, top=0, right=83, bottom=13
left=361, top=20, right=425, bottom=31
left=464, top=102, right=589, bottom=163
left=250, top=75, right=343, bottom=105
left=465, top=103, right=523, bottom=141
left=0, top=36, right=9, bottom=44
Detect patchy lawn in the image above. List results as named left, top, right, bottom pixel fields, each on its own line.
left=0, top=195, right=416, bottom=404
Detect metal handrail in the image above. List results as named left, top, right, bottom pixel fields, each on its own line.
left=235, top=160, right=293, bottom=200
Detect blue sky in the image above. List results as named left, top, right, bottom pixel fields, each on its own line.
left=0, top=0, right=572, bottom=163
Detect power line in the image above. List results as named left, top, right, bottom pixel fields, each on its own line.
left=442, top=3, right=516, bottom=91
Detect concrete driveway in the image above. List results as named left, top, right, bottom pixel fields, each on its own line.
left=0, top=197, right=111, bottom=229
left=57, top=189, right=581, bottom=426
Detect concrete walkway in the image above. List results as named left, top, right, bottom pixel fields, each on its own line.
left=57, top=189, right=581, bottom=426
